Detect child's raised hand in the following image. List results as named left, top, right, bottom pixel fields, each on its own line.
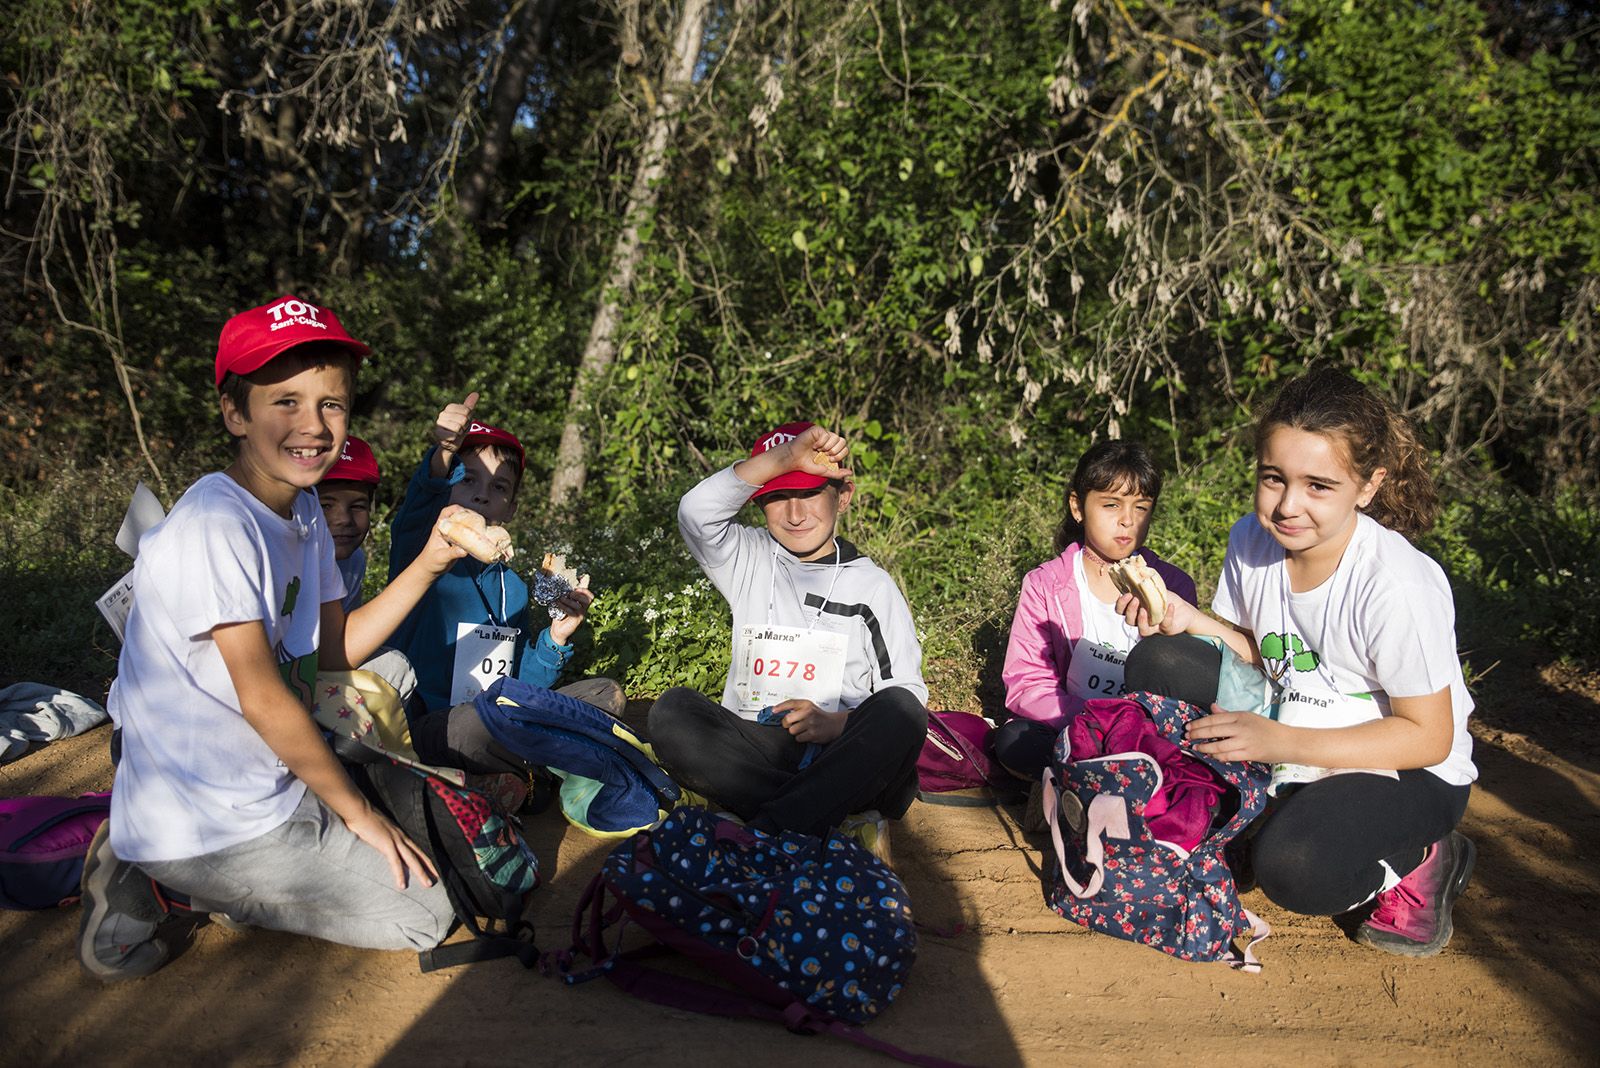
left=1117, top=590, right=1195, bottom=637
left=548, top=583, right=595, bottom=646
left=433, top=390, right=481, bottom=461
left=792, top=425, right=852, bottom=480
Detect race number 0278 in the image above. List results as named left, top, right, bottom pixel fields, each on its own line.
left=751, top=657, right=817, bottom=681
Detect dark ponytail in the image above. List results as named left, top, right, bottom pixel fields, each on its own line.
left=1256, top=368, right=1438, bottom=539
left=1053, top=440, right=1165, bottom=554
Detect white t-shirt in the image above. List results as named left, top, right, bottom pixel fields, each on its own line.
left=108, top=473, right=344, bottom=863
left=1211, top=513, right=1476, bottom=785
left=1066, top=551, right=1142, bottom=700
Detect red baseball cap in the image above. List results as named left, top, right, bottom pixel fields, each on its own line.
left=215, top=295, right=370, bottom=388
left=747, top=420, right=830, bottom=500
left=323, top=435, right=381, bottom=486
left=462, top=420, right=526, bottom=473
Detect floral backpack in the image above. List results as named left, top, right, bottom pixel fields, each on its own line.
left=1042, top=692, right=1272, bottom=971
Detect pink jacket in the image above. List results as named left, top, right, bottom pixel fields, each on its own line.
left=1001, top=543, right=1199, bottom=730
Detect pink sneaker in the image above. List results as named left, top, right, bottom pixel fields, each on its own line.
left=1356, top=831, right=1476, bottom=957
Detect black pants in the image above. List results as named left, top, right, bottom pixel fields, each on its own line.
left=991, top=718, right=1057, bottom=780
left=646, top=686, right=928, bottom=837
left=1125, top=634, right=1471, bottom=914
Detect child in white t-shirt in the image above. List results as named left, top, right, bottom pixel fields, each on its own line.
left=80, top=296, right=471, bottom=981
left=1123, top=368, right=1476, bottom=957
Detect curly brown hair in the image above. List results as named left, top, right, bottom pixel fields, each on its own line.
left=1255, top=369, right=1438, bottom=539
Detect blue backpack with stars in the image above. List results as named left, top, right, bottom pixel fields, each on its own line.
left=561, top=807, right=966, bottom=1067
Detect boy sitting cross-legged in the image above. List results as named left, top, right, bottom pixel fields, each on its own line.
left=647, top=422, right=930, bottom=853
left=387, top=393, right=620, bottom=776
left=81, top=296, right=467, bottom=981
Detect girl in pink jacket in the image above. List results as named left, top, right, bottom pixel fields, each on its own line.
left=996, top=441, right=1197, bottom=778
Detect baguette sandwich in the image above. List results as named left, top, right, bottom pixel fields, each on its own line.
left=437, top=509, right=514, bottom=564
left=1107, top=553, right=1168, bottom=626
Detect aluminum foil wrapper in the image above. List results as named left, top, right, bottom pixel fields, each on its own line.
left=532, top=571, right=575, bottom=620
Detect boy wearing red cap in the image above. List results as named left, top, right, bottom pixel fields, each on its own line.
left=386, top=392, right=601, bottom=728
left=647, top=422, right=929, bottom=847
left=79, top=296, right=464, bottom=981
left=319, top=434, right=382, bottom=612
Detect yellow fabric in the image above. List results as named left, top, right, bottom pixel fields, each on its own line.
left=313, top=670, right=466, bottom=786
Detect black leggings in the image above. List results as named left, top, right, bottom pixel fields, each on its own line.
left=1126, top=635, right=1471, bottom=915
left=646, top=686, right=928, bottom=837
left=991, top=718, right=1057, bottom=780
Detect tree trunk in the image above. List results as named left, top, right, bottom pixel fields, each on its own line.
left=457, top=0, right=555, bottom=227
left=548, top=0, right=709, bottom=507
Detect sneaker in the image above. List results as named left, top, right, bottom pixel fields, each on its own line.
left=838, top=810, right=893, bottom=866
left=1356, top=831, right=1476, bottom=957
left=77, top=823, right=170, bottom=981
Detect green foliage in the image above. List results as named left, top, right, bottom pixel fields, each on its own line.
left=1423, top=486, right=1600, bottom=664
left=0, top=458, right=209, bottom=693
left=3, top=0, right=1598, bottom=707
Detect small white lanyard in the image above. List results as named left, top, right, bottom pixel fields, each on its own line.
left=767, top=539, right=844, bottom=631
left=471, top=562, right=510, bottom=628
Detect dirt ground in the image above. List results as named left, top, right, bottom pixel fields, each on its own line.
left=3, top=658, right=1597, bottom=1068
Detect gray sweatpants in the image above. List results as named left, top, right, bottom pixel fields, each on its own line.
left=141, top=790, right=455, bottom=952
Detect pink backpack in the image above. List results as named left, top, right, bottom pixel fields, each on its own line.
left=916, top=711, right=1027, bottom=806
left=0, top=792, right=111, bottom=910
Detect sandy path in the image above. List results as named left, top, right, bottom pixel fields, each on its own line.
left=3, top=684, right=1596, bottom=1067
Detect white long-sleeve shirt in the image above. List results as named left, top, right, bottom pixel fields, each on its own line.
left=679, top=465, right=928, bottom=716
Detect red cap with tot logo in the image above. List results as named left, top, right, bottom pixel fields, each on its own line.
left=215, top=295, right=370, bottom=387
left=747, top=420, right=837, bottom=501
left=323, top=435, right=381, bottom=486
left=461, top=420, right=526, bottom=474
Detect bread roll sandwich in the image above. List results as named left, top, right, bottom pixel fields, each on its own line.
left=812, top=449, right=841, bottom=473
left=437, top=509, right=514, bottom=564
left=1107, top=553, right=1168, bottom=626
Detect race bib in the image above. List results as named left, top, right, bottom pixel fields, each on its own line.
left=1269, top=688, right=1396, bottom=794
left=1065, top=639, right=1128, bottom=701
left=96, top=570, right=137, bottom=643
left=733, top=625, right=848, bottom=716
left=450, top=622, right=520, bottom=705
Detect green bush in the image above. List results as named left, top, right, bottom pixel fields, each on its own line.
left=2, top=450, right=1592, bottom=713
left=1424, top=486, right=1600, bottom=668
